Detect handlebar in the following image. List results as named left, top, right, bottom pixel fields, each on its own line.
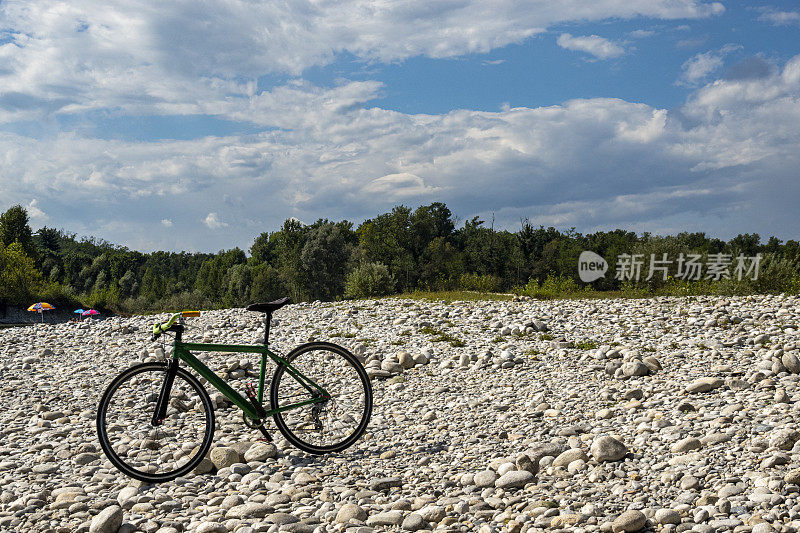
left=152, top=310, right=201, bottom=340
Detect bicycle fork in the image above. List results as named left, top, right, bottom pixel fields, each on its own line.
left=152, top=358, right=180, bottom=426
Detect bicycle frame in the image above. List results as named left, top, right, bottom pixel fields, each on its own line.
left=166, top=338, right=330, bottom=421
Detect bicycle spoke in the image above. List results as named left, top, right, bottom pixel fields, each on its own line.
left=272, top=344, right=371, bottom=452
left=98, top=363, right=213, bottom=482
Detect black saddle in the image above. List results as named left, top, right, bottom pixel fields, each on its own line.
left=246, top=297, right=291, bottom=314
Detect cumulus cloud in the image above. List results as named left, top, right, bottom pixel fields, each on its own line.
left=363, top=173, right=440, bottom=199
left=557, top=33, right=625, bottom=60
left=678, top=44, right=741, bottom=86
left=203, top=213, right=227, bottom=230
left=0, top=0, right=723, bottom=122
left=26, top=199, right=47, bottom=221
left=758, top=10, right=800, bottom=26
left=2, top=54, right=799, bottom=250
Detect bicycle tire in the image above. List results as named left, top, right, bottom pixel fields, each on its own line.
left=270, top=342, right=372, bottom=454
left=96, top=362, right=215, bottom=483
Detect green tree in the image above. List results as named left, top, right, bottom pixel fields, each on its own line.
left=419, top=236, right=462, bottom=290
left=410, top=202, right=454, bottom=261
left=273, top=219, right=310, bottom=301
left=194, top=248, right=247, bottom=302
left=118, top=270, right=138, bottom=297
left=356, top=205, right=415, bottom=290
left=250, top=263, right=287, bottom=302
left=300, top=221, right=355, bottom=300
left=250, top=231, right=279, bottom=265
left=224, top=263, right=252, bottom=306
left=0, top=205, right=36, bottom=258
left=0, top=242, right=44, bottom=304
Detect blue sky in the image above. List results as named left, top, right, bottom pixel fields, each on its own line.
left=0, top=1, right=799, bottom=252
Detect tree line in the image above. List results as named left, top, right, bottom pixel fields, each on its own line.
left=1, top=202, right=799, bottom=315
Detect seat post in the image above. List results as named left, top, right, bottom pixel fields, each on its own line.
left=264, top=312, right=272, bottom=347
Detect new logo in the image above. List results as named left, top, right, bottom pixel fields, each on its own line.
left=578, top=251, right=608, bottom=282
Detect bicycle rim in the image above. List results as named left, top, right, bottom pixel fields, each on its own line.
left=96, top=362, right=214, bottom=483
left=271, top=342, right=372, bottom=454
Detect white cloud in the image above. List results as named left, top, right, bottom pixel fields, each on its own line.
left=26, top=199, right=47, bottom=221
left=758, top=10, right=800, bottom=26
left=203, top=213, right=227, bottom=230
left=678, top=44, right=741, bottom=86
left=3, top=54, right=800, bottom=250
left=629, top=29, right=656, bottom=38
left=557, top=33, right=625, bottom=60
left=160, top=219, right=173, bottom=227
left=363, top=173, right=440, bottom=199
left=0, top=0, right=723, bottom=122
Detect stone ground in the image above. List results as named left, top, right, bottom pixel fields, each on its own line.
left=1, top=294, right=800, bottom=533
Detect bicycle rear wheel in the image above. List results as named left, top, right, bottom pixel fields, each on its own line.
left=96, top=362, right=214, bottom=483
left=271, top=342, right=372, bottom=454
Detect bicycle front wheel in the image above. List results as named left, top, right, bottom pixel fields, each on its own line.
left=96, top=362, right=215, bottom=483
left=271, top=342, right=372, bottom=454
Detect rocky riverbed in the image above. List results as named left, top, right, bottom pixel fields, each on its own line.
left=2, top=294, right=800, bottom=533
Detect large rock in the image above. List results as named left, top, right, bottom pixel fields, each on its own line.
left=89, top=505, right=123, bottom=533
left=336, top=504, right=367, bottom=523
left=553, top=448, right=588, bottom=467
left=474, top=470, right=498, bottom=487
left=397, top=352, right=415, bottom=369
left=417, top=505, right=446, bottom=523
left=370, top=477, right=402, bottom=491
left=770, top=429, right=800, bottom=451
left=210, top=447, right=240, bottom=469
left=686, top=377, right=723, bottom=393
left=244, top=442, right=277, bottom=462
left=654, top=509, right=681, bottom=525
left=401, top=513, right=427, bottom=531
left=366, top=510, right=404, bottom=526
left=524, top=442, right=564, bottom=465
left=495, top=470, right=534, bottom=489
left=622, top=361, right=649, bottom=377
left=226, top=503, right=272, bottom=519
left=515, top=453, right=538, bottom=474
left=591, top=436, right=628, bottom=462
left=612, top=510, right=647, bottom=532
left=782, top=352, right=800, bottom=374
left=671, top=437, right=702, bottom=453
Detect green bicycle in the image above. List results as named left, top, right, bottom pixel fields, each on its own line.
left=96, top=297, right=373, bottom=483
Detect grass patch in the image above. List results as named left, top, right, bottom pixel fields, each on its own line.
left=330, top=331, right=356, bottom=338
left=420, top=325, right=466, bottom=347
left=539, top=334, right=554, bottom=341
left=523, top=348, right=541, bottom=356
left=390, top=290, right=514, bottom=302
left=492, top=336, right=505, bottom=343
left=390, top=339, right=405, bottom=346
left=571, top=340, right=599, bottom=350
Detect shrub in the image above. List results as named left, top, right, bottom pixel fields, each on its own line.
left=345, top=262, right=395, bottom=299
left=0, top=242, right=44, bottom=304
left=752, top=254, right=799, bottom=294
left=521, top=274, right=581, bottom=299
left=459, top=273, right=503, bottom=292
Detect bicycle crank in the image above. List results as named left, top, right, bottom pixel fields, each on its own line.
left=242, top=412, right=273, bottom=442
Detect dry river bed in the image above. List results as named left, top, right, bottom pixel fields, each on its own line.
left=1, top=294, right=800, bottom=533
